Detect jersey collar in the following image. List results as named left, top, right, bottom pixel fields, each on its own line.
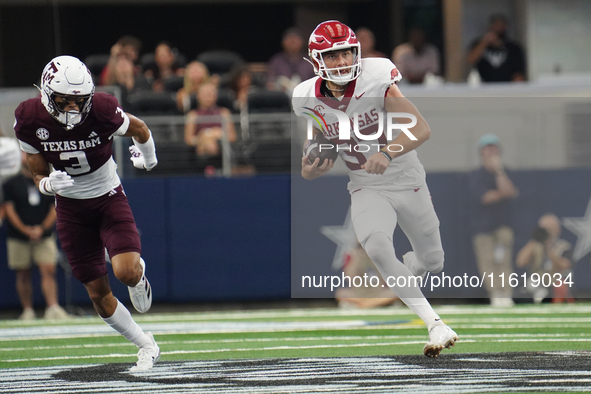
left=315, top=78, right=357, bottom=112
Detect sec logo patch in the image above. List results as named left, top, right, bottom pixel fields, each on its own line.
left=36, top=128, right=49, bottom=140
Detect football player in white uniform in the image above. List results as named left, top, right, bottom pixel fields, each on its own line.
left=293, top=20, right=458, bottom=357
left=0, top=136, right=21, bottom=177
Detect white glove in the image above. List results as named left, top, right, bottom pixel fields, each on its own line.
left=129, top=145, right=146, bottom=170
left=39, top=170, right=74, bottom=196
left=129, top=144, right=157, bottom=171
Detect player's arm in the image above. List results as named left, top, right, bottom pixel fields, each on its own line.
left=123, top=113, right=151, bottom=143
left=383, top=84, right=431, bottom=155
left=124, top=113, right=158, bottom=171
left=301, top=127, right=334, bottom=180
left=27, top=152, right=50, bottom=190
left=362, top=84, right=431, bottom=175
left=301, top=156, right=334, bottom=180
left=26, top=152, right=74, bottom=196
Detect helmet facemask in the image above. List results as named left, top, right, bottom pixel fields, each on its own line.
left=311, top=46, right=361, bottom=85
left=43, top=90, right=93, bottom=130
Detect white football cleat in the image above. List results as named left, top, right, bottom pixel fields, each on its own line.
left=403, top=251, right=426, bottom=279
left=128, top=258, right=152, bottom=313
left=130, top=332, right=160, bottom=372
left=423, top=324, right=458, bottom=358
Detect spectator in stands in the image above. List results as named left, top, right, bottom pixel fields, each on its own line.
left=468, top=134, right=519, bottom=307
left=516, top=213, right=574, bottom=304
left=176, top=61, right=213, bottom=113
left=2, top=153, right=69, bottom=320
left=467, top=14, right=526, bottom=82
left=356, top=27, right=387, bottom=58
left=228, top=63, right=256, bottom=112
left=392, top=26, right=440, bottom=84
left=109, top=56, right=151, bottom=112
left=335, top=242, right=399, bottom=308
left=267, top=27, right=315, bottom=93
left=184, top=82, right=236, bottom=161
left=99, top=35, right=142, bottom=87
left=144, top=41, right=186, bottom=92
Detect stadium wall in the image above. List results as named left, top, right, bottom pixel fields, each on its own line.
left=0, top=170, right=590, bottom=309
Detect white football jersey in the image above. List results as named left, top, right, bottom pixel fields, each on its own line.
left=293, top=58, right=426, bottom=192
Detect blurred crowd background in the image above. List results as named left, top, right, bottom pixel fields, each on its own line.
left=1, top=0, right=590, bottom=177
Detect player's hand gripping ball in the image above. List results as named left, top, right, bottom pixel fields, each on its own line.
left=303, top=133, right=339, bottom=167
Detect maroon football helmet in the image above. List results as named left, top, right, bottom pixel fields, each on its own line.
left=307, top=20, right=361, bottom=85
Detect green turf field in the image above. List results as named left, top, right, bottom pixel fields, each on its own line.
left=1, top=302, right=590, bottom=369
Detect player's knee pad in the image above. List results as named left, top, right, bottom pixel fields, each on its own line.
left=361, top=232, right=393, bottom=265
left=420, top=249, right=445, bottom=273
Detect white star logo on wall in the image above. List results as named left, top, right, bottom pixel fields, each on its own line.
left=320, top=208, right=358, bottom=270
left=562, top=197, right=591, bottom=262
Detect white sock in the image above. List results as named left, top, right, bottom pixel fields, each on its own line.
left=414, top=305, right=444, bottom=331
left=102, top=299, right=152, bottom=348
left=363, top=233, right=442, bottom=330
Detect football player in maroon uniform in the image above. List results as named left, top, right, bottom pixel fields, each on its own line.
left=14, top=55, right=160, bottom=371
left=293, top=21, right=458, bottom=357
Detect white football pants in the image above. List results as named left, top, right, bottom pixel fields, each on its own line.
left=351, top=183, right=444, bottom=324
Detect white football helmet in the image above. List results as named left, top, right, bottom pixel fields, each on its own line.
left=40, top=55, right=94, bottom=130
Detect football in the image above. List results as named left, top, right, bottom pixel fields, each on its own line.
left=303, top=133, right=339, bottom=166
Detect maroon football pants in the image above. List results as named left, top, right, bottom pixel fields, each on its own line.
left=55, top=185, right=141, bottom=283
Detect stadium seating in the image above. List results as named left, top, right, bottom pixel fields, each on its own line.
left=241, top=90, right=293, bottom=173
left=196, top=50, right=244, bottom=76
left=126, top=91, right=180, bottom=116
left=247, top=90, right=291, bottom=113
left=134, top=141, right=201, bottom=177
left=162, top=75, right=185, bottom=92
left=84, top=53, right=110, bottom=82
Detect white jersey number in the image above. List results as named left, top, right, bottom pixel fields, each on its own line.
left=60, top=151, right=91, bottom=175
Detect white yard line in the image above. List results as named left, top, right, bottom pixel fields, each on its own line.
left=1, top=304, right=591, bottom=328
left=2, top=317, right=591, bottom=341
left=1, top=332, right=588, bottom=352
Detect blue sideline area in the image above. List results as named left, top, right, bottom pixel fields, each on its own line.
left=292, top=168, right=591, bottom=298
left=0, top=169, right=590, bottom=309
left=0, top=175, right=291, bottom=308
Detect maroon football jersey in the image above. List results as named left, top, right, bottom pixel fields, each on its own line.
left=15, top=92, right=127, bottom=176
